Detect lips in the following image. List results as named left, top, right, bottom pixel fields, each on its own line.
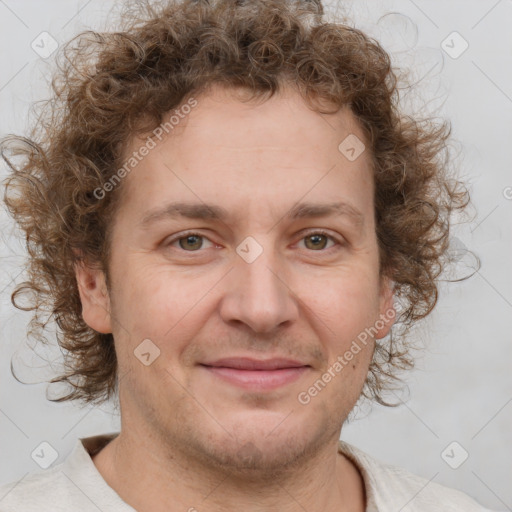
left=201, top=357, right=309, bottom=370
left=200, top=357, right=310, bottom=391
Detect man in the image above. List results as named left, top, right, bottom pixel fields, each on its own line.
left=0, top=0, right=495, bottom=510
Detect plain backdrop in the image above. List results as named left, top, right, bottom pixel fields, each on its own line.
left=0, top=1, right=511, bottom=510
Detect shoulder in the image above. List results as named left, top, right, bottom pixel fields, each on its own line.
left=0, top=433, right=125, bottom=512
left=338, top=440, right=495, bottom=512
left=0, top=463, right=74, bottom=512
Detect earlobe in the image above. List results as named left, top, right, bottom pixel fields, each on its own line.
left=74, top=259, right=112, bottom=334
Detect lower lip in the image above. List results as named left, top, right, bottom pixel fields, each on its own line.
left=201, top=366, right=309, bottom=391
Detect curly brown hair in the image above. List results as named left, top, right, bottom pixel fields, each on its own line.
left=1, top=0, right=470, bottom=408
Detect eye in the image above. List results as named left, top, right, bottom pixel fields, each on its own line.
left=165, top=230, right=342, bottom=253
left=168, top=233, right=214, bottom=251
left=298, top=231, right=340, bottom=251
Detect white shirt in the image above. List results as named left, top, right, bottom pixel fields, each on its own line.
left=0, top=432, right=495, bottom=511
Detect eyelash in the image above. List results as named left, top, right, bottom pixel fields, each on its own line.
left=166, top=229, right=344, bottom=253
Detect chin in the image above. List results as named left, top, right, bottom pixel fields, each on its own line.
left=186, top=410, right=334, bottom=476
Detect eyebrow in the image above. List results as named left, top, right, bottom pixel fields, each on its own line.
left=139, top=201, right=364, bottom=228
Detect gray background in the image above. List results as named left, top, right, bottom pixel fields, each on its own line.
left=0, top=1, right=510, bottom=510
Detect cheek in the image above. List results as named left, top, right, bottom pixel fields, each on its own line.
left=298, top=267, right=381, bottom=334
left=293, top=268, right=381, bottom=393
left=110, top=263, right=218, bottom=350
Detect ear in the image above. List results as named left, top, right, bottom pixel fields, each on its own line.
left=375, top=276, right=395, bottom=339
left=74, top=257, right=112, bottom=334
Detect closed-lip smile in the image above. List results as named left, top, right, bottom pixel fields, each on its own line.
left=200, top=357, right=310, bottom=390
left=201, top=357, right=309, bottom=370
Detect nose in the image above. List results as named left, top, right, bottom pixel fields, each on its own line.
left=219, top=244, right=299, bottom=334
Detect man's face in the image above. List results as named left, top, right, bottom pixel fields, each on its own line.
left=80, top=84, right=393, bottom=473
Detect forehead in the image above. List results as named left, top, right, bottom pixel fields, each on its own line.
left=161, top=84, right=367, bottom=162
left=117, top=83, right=373, bottom=219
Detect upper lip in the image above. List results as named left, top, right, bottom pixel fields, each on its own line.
left=201, top=357, right=309, bottom=370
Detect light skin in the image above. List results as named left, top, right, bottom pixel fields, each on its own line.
left=75, top=83, right=395, bottom=512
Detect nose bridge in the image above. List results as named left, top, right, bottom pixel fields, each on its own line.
left=219, top=238, right=298, bottom=333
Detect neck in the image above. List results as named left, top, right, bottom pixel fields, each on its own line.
left=92, top=427, right=366, bottom=512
